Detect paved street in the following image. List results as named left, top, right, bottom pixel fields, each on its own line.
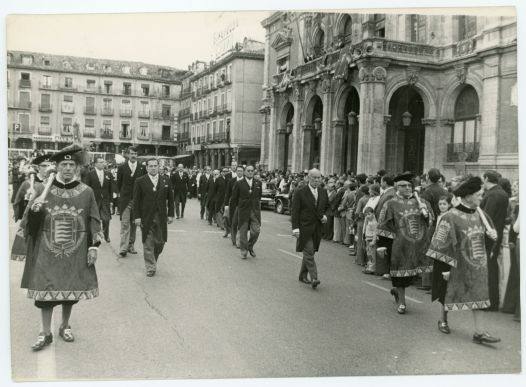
left=9, top=199, right=521, bottom=381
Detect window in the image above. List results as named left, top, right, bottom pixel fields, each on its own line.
left=86, top=79, right=96, bottom=89
left=19, top=91, right=30, bottom=108
left=226, top=90, right=232, bottom=110
left=374, top=14, right=386, bottom=37
left=140, top=101, right=149, bottom=113
left=123, top=82, right=132, bottom=95
left=162, top=85, right=170, bottom=97
left=219, top=120, right=224, bottom=133
left=85, top=118, right=95, bottom=128
left=103, top=65, right=112, bottom=73
left=122, top=66, right=131, bottom=74
left=214, top=95, right=218, bottom=109
left=63, top=117, right=72, bottom=133
left=21, top=72, right=30, bottom=80
left=40, top=116, right=50, bottom=126
left=141, top=84, right=150, bottom=96
left=139, top=121, right=149, bottom=137
left=450, top=85, right=480, bottom=162
left=343, top=15, right=352, bottom=40
left=22, top=55, right=33, bottom=65
left=139, top=67, right=148, bottom=76
left=104, top=81, right=112, bottom=94
left=62, top=95, right=74, bottom=113
left=458, top=15, right=477, bottom=40
left=86, top=63, right=95, bottom=71
left=43, top=59, right=51, bottom=66
left=40, top=94, right=51, bottom=109
left=85, top=96, right=95, bottom=113
left=121, top=122, right=131, bottom=137
left=162, top=104, right=171, bottom=117
left=221, top=93, right=225, bottom=108
left=63, top=61, right=71, bottom=69
left=410, top=15, right=427, bottom=43
left=212, top=121, right=217, bottom=135
left=64, top=95, right=73, bottom=102
left=207, top=122, right=211, bottom=137
left=64, top=77, right=73, bottom=88
left=121, top=100, right=131, bottom=114
left=103, top=120, right=112, bottom=132
left=41, top=75, right=52, bottom=88
left=18, top=114, right=30, bottom=131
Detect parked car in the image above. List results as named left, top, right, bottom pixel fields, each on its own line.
left=274, top=192, right=291, bottom=214
left=260, top=183, right=277, bottom=210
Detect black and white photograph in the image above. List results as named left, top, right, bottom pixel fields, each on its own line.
left=1, top=1, right=523, bottom=386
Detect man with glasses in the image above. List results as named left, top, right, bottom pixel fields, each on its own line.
left=198, top=166, right=211, bottom=220
left=230, top=165, right=262, bottom=259
left=292, top=169, right=330, bottom=289
left=377, top=172, right=434, bottom=314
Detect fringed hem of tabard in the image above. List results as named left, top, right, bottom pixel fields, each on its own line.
left=426, top=249, right=457, bottom=268
left=10, top=254, right=26, bottom=261
left=27, top=288, right=99, bottom=301
left=377, top=229, right=395, bottom=239
left=390, top=265, right=434, bottom=277
left=444, top=300, right=491, bottom=311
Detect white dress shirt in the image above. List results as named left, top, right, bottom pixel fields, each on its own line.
left=245, top=178, right=253, bottom=189
left=148, top=173, right=159, bottom=188
left=96, top=168, right=104, bottom=187
left=128, top=161, right=137, bottom=175
left=309, top=184, right=318, bottom=203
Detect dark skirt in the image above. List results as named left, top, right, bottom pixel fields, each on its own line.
left=431, top=260, right=450, bottom=304
left=391, top=276, right=414, bottom=288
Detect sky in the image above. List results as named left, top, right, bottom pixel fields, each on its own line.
left=6, top=11, right=271, bottom=70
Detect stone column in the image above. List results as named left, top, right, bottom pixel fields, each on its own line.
left=356, top=62, right=388, bottom=175
left=330, top=120, right=345, bottom=174
left=319, top=73, right=333, bottom=175
left=301, top=125, right=313, bottom=170
left=422, top=118, right=449, bottom=172
left=154, top=145, right=159, bottom=156
left=226, top=150, right=232, bottom=167
left=478, top=55, right=501, bottom=167
left=115, top=142, right=120, bottom=154
left=291, top=82, right=304, bottom=172
left=267, top=92, right=278, bottom=170
left=276, top=129, right=287, bottom=171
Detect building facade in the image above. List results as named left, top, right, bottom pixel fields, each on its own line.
left=7, top=51, right=186, bottom=158
left=260, top=12, right=518, bottom=179
left=184, top=38, right=265, bottom=168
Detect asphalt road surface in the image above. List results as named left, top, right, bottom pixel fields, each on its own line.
left=9, top=199, right=521, bottom=381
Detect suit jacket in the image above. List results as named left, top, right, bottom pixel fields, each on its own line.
left=223, top=175, right=238, bottom=207
left=230, top=178, right=262, bottom=224
left=420, top=182, right=449, bottom=219
left=170, top=171, right=189, bottom=199
left=117, top=161, right=146, bottom=213
left=133, top=174, right=174, bottom=243
left=198, top=174, right=211, bottom=197
left=481, top=184, right=510, bottom=247
left=212, top=176, right=227, bottom=209
left=206, top=177, right=216, bottom=206
left=291, top=184, right=329, bottom=252
left=84, top=169, right=113, bottom=222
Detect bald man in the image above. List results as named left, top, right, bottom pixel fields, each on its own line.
left=291, top=169, right=330, bottom=289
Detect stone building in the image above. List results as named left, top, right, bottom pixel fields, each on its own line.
left=259, top=12, right=518, bottom=179
left=184, top=38, right=265, bottom=168
left=7, top=51, right=185, bottom=158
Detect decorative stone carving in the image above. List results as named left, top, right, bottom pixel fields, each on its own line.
left=438, top=118, right=455, bottom=127
left=373, top=66, right=387, bottom=82
left=383, top=115, right=391, bottom=125
left=455, top=65, right=467, bottom=84
left=359, top=65, right=386, bottom=82
left=321, top=74, right=332, bottom=94
left=292, top=82, right=304, bottom=102
left=406, top=67, right=420, bottom=86
left=308, top=80, right=317, bottom=93
left=421, top=118, right=438, bottom=127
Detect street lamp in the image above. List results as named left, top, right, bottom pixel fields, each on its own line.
left=347, top=111, right=357, bottom=126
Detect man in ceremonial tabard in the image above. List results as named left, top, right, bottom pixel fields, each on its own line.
left=11, top=154, right=53, bottom=261
left=17, top=144, right=102, bottom=351
left=377, top=172, right=434, bottom=314
left=426, top=176, right=501, bottom=344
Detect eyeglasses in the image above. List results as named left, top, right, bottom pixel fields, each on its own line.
left=397, top=183, right=412, bottom=188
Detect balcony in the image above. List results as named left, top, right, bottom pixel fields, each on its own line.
left=121, top=89, right=133, bottom=96
left=83, top=129, right=96, bottom=138
left=38, top=126, right=52, bottom=136
left=101, top=108, right=114, bottom=116
left=19, top=79, right=31, bottom=88
left=119, top=131, right=132, bottom=140
left=213, top=132, right=228, bottom=143
left=10, top=125, right=34, bottom=137
left=446, top=142, right=480, bottom=163
left=38, top=104, right=52, bottom=112
left=59, top=84, right=76, bottom=91
left=161, top=134, right=172, bottom=141
left=61, top=104, right=75, bottom=114
left=120, top=109, right=133, bottom=118
left=180, top=89, right=192, bottom=99
left=100, top=130, right=113, bottom=139
left=84, top=106, right=96, bottom=115
left=9, top=100, right=32, bottom=110
left=137, top=132, right=151, bottom=141
left=39, top=82, right=54, bottom=90
left=60, top=129, right=74, bottom=137
left=153, top=111, right=175, bottom=121
left=138, top=110, right=151, bottom=118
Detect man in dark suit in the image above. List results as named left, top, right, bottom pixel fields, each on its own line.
left=213, top=168, right=228, bottom=229
left=133, top=158, right=174, bottom=277
left=206, top=170, right=219, bottom=225
left=117, top=146, right=146, bottom=257
left=198, top=166, right=211, bottom=220
left=292, top=168, right=330, bottom=289
left=170, top=163, right=189, bottom=219
left=223, top=165, right=244, bottom=240
left=84, top=156, right=114, bottom=242
left=420, top=168, right=449, bottom=220
left=230, top=165, right=262, bottom=259
left=481, top=170, right=510, bottom=311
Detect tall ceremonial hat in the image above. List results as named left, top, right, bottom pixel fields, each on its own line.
left=452, top=175, right=483, bottom=198
left=393, top=171, right=414, bottom=183
left=31, top=153, right=52, bottom=166
left=49, top=143, right=84, bottom=164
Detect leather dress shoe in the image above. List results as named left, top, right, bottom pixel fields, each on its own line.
left=311, top=279, right=320, bottom=289
left=119, top=251, right=127, bottom=258
left=473, top=332, right=501, bottom=344
left=249, top=249, right=256, bottom=257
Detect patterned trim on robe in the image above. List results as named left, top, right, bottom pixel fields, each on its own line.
left=426, top=248, right=457, bottom=268
left=50, top=183, right=88, bottom=199
left=11, top=254, right=26, bottom=261
left=27, top=288, right=99, bottom=301
left=376, top=229, right=395, bottom=239
left=390, top=265, right=433, bottom=277
left=444, top=300, right=491, bottom=311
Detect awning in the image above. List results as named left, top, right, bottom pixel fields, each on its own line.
left=173, top=154, right=193, bottom=159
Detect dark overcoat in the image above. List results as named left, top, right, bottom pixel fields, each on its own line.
left=84, top=169, right=113, bottom=222
left=117, top=162, right=146, bottom=215
left=291, top=184, right=329, bottom=252
left=230, top=178, right=262, bottom=224
left=133, top=174, right=174, bottom=243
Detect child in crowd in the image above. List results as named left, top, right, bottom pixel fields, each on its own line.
left=362, top=206, right=378, bottom=274
left=432, top=195, right=453, bottom=333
